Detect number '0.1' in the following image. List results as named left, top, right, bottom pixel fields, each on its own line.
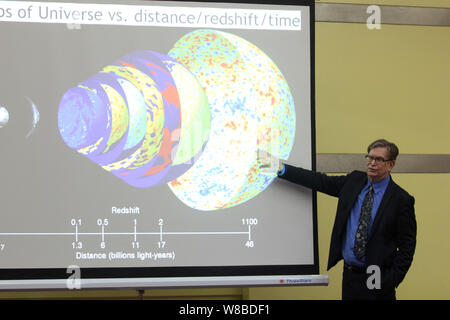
left=71, top=218, right=82, bottom=249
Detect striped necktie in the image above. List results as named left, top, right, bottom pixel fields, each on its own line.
left=353, top=184, right=374, bottom=261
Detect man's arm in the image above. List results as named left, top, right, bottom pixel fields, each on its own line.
left=392, top=194, right=417, bottom=287
left=256, top=150, right=348, bottom=197
left=278, top=163, right=348, bottom=198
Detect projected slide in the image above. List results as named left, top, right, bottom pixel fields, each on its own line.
left=0, top=0, right=315, bottom=289
left=58, top=30, right=295, bottom=211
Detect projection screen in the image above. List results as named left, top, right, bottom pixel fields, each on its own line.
left=0, top=0, right=324, bottom=290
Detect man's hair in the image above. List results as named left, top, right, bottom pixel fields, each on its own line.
left=367, top=139, right=399, bottom=161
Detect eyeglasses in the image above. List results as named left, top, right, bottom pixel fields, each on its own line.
left=365, top=155, right=392, bottom=164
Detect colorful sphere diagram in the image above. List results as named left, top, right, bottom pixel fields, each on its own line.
left=58, top=30, right=296, bottom=211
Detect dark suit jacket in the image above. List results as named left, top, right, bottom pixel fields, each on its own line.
left=280, top=164, right=417, bottom=288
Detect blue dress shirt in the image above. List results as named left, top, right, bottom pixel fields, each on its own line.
left=342, top=175, right=390, bottom=267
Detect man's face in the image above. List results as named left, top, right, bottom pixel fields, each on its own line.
left=366, top=146, right=395, bottom=183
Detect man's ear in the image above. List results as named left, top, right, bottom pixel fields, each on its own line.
left=388, top=160, right=396, bottom=172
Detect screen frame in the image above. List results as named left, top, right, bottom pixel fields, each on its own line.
left=0, top=0, right=320, bottom=290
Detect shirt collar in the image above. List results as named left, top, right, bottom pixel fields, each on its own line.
left=368, top=175, right=390, bottom=194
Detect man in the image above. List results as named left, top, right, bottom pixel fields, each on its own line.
left=275, top=139, right=416, bottom=300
